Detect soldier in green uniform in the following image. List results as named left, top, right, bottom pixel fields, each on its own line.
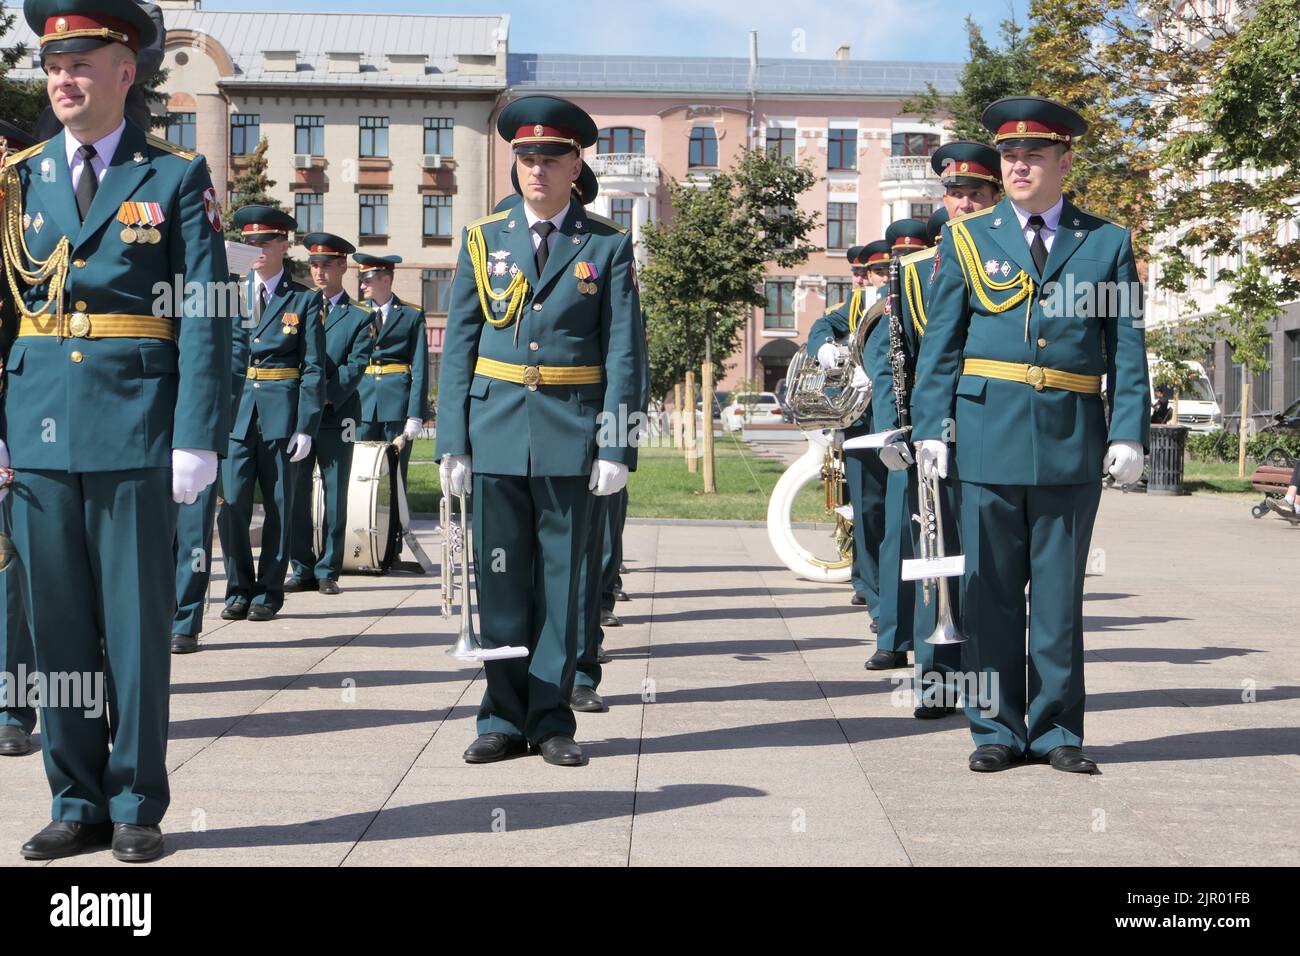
left=218, top=206, right=326, bottom=622
left=912, top=97, right=1148, bottom=772
left=287, top=233, right=374, bottom=594
left=1, top=0, right=230, bottom=861
left=0, top=120, right=37, bottom=757
left=865, top=145, right=1002, bottom=719
left=355, top=253, right=428, bottom=501
left=804, top=243, right=889, bottom=615
left=437, top=95, right=643, bottom=766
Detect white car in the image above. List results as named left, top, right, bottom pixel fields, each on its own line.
left=721, top=392, right=785, bottom=432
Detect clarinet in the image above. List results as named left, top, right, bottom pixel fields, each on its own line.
left=886, top=252, right=912, bottom=431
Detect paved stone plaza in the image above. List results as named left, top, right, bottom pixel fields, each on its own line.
left=2, top=488, right=1296, bottom=866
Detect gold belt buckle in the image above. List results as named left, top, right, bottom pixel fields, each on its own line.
left=522, top=365, right=541, bottom=391
left=68, top=312, right=91, bottom=338
left=1025, top=365, right=1046, bottom=391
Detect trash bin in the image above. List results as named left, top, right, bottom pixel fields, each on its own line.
left=1147, top=424, right=1189, bottom=496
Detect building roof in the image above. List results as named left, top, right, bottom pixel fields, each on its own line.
left=4, top=9, right=508, bottom=89
left=508, top=53, right=963, bottom=97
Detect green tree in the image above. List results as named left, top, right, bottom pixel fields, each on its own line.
left=1146, top=315, right=1216, bottom=426
left=0, top=3, right=47, bottom=133
left=224, top=137, right=284, bottom=240
left=1218, top=254, right=1286, bottom=477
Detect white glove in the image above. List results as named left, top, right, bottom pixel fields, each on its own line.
left=171, top=448, right=218, bottom=505
left=403, top=417, right=424, bottom=441
left=851, top=365, right=871, bottom=396
left=816, top=342, right=838, bottom=370
left=915, top=439, right=949, bottom=480
left=1104, top=440, right=1144, bottom=485
left=589, top=459, right=629, bottom=496
left=0, top=438, right=10, bottom=505
left=287, top=432, right=313, bottom=463
left=440, top=454, right=472, bottom=497
left=879, top=440, right=914, bottom=472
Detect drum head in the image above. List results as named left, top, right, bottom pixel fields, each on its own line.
left=373, top=443, right=400, bottom=573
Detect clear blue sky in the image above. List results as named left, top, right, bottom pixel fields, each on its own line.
left=207, top=0, right=1031, bottom=62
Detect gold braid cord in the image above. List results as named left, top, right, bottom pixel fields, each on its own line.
left=1, top=164, right=71, bottom=338
left=904, top=262, right=928, bottom=339
left=848, top=289, right=862, bottom=335
left=466, top=224, right=528, bottom=330
left=950, top=219, right=1035, bottom=341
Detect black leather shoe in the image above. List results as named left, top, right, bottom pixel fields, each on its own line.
left=613, top=588, right=630, bottom=602
left=111, top=823, right=164, bottom=863
left=864, top=650, right=908, bottom=670
left=596, top=646, right=612, bottom=664
left=870, top=619, right=879, bottom=634
left=1046, top=745, right=1099, bottom=774
left=318, top=579, right=341, bottom=595
left=463, top=733, right=527, bottom=764
left=619, top=562, right=627, bottom=574
left=913, top=702, right=956, bottom=719
left=220, top=601, right=248, bottom=621
left=247, top=604, right=277, bottom=622
left=969, top=744, right=1023, bottom=773
left=20, top=821, right=112, bottom=860
left=283, top=577, right=317, bottom=593
left=571, top=686, right=607, bottom=713
left=600, top=610, right=621, bottom=627
left=535, top=735, right=585, bottom=766
left=851, top=592, right=867, bottom=606
left=170, top=634, right=199, bottom=655
left=0, top=725, right=32, bottom=757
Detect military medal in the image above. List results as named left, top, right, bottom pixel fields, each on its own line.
left=574, top=261, right=600, bottom=295
left=22, top=213, right=31, bottom=231
left=282, top=312, right=300, bottom=335
left=984, top=259, right=1001, bottom=278
left=31, top=213, right=43, bottom=234
left=117, top=201, right=166, bottom=245
left=489, top=250, right=510, bottom=277
left=1000, top=261, right=1011, bottom=277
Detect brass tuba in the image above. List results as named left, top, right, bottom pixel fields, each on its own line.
left=786, top=293, right=880, bottom=431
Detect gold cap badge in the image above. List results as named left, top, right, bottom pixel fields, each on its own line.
left=533, top=124, right=544, bottom=136
left=1016, top=120, right=1027, bottom=133
left=959, top=162, right=969, bottom=172
left=54, top=17, right=68, bottom=33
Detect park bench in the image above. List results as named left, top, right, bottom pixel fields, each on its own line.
left=1249, top=463, right=1300, bottom=525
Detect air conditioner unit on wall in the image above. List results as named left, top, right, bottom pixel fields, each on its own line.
left=421, top=154, right=443, bottom=169
left=292, top=154, right=312, bottom=169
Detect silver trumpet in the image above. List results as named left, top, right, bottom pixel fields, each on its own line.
left=439, top=490, right=481, bottom=658
left=912, top=466, right=966, bottom=646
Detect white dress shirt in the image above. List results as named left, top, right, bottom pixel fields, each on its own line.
left=1009, top=196, right=1064, bottom=254
left=66, top=119, right=126, bottom=193
left=253, top=268, right=284, bottom=311
left=523, top=202, right=570, bottom=258
left=327, top=289, right=347, bottom=310
left=371, top=295, right=393, bottom=325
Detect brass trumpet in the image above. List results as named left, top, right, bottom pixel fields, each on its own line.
left=439, top=490, right=481, bottom=658
left=912, top=466, right=965, bottom=646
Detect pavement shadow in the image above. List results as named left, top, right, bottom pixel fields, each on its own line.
left=602, top=678, right=895, bottom=707
left=169, top=706, right=475, bottom=740
left=1083, top=592, right=1136, bottom=602
left=164, top=783, right=766, bottom=852
left=171, top=669, right=473, bottom=696
left=1088, top=726, right=1300, bottom=764
left=1088, top=686, right=1300, bottom=712
left=638, top=565, right=786, bottom=575
left=204, top=632, right=452, bottom=652
left=1081, top=614, right=1189, bottom=632
left=607, top=636, right=866, bottom=659
left=618, top=605, right=862, bottom=625
left=1089, top=646, right=1261, bottom=665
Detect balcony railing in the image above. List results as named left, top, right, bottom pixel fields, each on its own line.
left=588, top=153, right=659, bottom=180
left=881, top=155, right=935, bottom=181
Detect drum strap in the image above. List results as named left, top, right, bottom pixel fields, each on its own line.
left=392, top=441, right=436, bottom=574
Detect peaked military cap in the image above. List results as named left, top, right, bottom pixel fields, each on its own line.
left=846, top=245, right=868, bottom=267
left=353, top=253, right=403, bottom=280
left=25, top=0, right=156, bottom=57
left=302, top=232, right=355, bottom=262
left=0, top=120, right=35, bottom=152
left=497, top=95, right=598, bottom=156
left=926, top=207, right=950, bottom=245
left=861, top=239, right=891, bottom=266
left=932, top=140, right=1002, bottom=188
left=982, top=96, right=1088, bottom=150
left=885, top=219, right=930, bottom=255
left=231, top=205, right=297, bottom=242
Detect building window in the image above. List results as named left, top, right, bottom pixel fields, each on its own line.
left=295, top=115, right=324, bottom=156
left=423, top=194, right=452, bottom=239
left=610, top=198, right=634, bottom=232
left=1226, top=346, right=1274, bottom=416
left=359, top=194, right=389, bottom=238
left=1254, top=349, right=1273, bottom=415
left=827, top=128, right=857, bottom=170
left=360, top=117, right=389, bottom=158
left=167, top=112, right=196, bottom=151
left=764, top=279, right=795, bottom=330
left=689, top=126, right=718, bottom=168
left=1285, top=331, right=1300, bottom=408
left=826, top=278, right=853, bottom=306
left=294, top=192, right=324, bottom=233
left=422, top=268, right=454, bottom=316
left=766, top=127, right=795, bottom=160
left=423, top=117, right=453, bottom=157
left=230, top=114, right=260, bottom=156
left=827, top=202, right=857, bottom=251
left=892, top=132, right=940, bottom=157
left=910, top=202, right=934, bottom=220
left=598, top=127, right=645, bottom=155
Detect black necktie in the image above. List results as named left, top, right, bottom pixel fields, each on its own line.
left=1027, top=214, right=1048, bottom=275
left=74, top=144, right=98, bottom=221
left=254, top=284, right=267, bottom=323
left=533, top=221, right=555, bottom=275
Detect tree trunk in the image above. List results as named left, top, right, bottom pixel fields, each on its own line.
left=1171, top=387, right=1180, bottom=426
left=702, top=334, right=716, bottom=493
left=1237, top=374, right=1250, bottom=479
left=672, top=383, right=684, bottom=449
left=684, top=371, right=698, bottom=474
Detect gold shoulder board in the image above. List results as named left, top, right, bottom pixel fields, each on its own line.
left=467, top=210, right=510, bottom=230
left=947, top=206, right=996, bottom=227
left=146, top=133, right=198, bottom=162
left=900, top=247, right=937, bottom=268
left=584, top=212, right=629, bottom=235
left=2, top=140, right=49, bottom=168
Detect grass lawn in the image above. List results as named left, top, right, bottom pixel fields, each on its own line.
left=1181, top=458, right=1260, bottom=497
left=406, top=437, right=829, bottom=522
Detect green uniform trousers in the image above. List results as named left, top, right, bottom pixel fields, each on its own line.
left=220, top=428, right=294, bottom=612
left=599, top=487, right=628, bottom=613
left=844, top=435, right=888, bottom=610
left=0, top=500, right=36, bottom=733
left=960, top=480, right=1101, bottom=755
left=289, top=427, right=354, bottom=582
left=472, top=473, right=594, bottom=743
left=8, top=468, right=175, bottom=825
left=172, top=478, right=221, bottom=638
left=576, top=491, right=608, bottom=690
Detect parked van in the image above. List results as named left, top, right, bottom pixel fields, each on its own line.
left=1147, top=354, right=1221, bottom=432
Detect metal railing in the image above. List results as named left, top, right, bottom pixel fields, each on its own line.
left=881, top=155, right=935, bottom=181
left=588, top=153, right=660, bottom=180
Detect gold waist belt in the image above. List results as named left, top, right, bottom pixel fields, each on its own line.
left=963, top=358, right=1102, bottom=395
left=246, top=367, right=300, bottom=381
left=18, top=313, right=176, bottom=340
left=365, top=363, right=412, bottom=375
left=474, top=357, right=603, bottom=390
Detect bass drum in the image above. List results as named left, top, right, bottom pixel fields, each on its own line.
left=766, top=429, right=853, bottom=583
left=312, top=440, right=400, bottom=574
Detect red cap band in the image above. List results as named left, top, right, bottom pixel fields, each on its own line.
left=42, top=14, right=140, bottom=53
left=995, top=119, right=1073, bottom=144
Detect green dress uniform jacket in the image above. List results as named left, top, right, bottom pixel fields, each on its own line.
left=356, top=294, right=428, bottom=488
